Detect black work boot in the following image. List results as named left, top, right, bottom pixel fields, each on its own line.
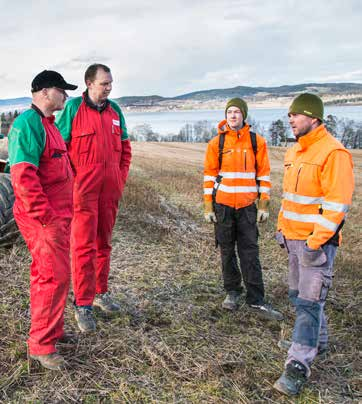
left=273, top=360, right=308, bottom=396
left=222, top=290, right=241, bottom=311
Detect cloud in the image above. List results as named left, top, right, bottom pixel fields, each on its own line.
left=318, top=70, right=362, bottom=82
left=0, top=0, right=361, bottom=98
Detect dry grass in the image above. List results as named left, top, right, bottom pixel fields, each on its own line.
left=0, top=142, right=361, bottom=403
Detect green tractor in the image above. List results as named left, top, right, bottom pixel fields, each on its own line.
left=0, top=149, right=20, bottom=247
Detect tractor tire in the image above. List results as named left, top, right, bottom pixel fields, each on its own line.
left=0, top=173, right=19, bottom=247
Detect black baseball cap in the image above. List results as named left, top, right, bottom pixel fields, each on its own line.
left=31, top=70, right=78, bottom=92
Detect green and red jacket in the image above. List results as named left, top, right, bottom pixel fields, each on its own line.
left=55, top=92, right=131, bottom=179
left=8, top=105, right=74, bottom=224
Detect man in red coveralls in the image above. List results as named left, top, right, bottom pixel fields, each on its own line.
left=8, top=70, right=78, bottom=370
left=56, top=64, right=132, bottom=333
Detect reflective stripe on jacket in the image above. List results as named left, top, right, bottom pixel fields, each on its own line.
left=204, top=120, right=271, bottom=209
left=278, top=124, right=354, bottom=249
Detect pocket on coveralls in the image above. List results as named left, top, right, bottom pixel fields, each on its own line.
left=112, top=125, right=122, bottom=151
left=72, top=128, right=95, bottom=154
left=44, top=147, right=69, bottom=187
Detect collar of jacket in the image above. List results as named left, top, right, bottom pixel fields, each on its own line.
left=31, top=103, right=55, bottom=123
left=217, top=119, right=250, bottom=138
left=83, top=90, right=110, bottom=113
left=296, top=124, right=327, bottom=151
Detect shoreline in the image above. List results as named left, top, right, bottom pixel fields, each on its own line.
left=123, top=100, right=362, bottom=114
left=1, top=100, right=361, bottom=115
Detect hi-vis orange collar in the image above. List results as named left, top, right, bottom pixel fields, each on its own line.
left=296, top=124, right=328, bottom=151
left=217, top=119, right=251, bottom=138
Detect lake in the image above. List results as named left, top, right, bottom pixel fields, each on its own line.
left=124, top=105, right=362, bottom=136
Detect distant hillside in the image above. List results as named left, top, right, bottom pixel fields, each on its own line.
left=115, top=82, right=362, bottom=106
left=0, top=97, right=31, bottom=107
left=174, top=83, right=362, bottom=100
left=1, top=83, right=362, bottom=113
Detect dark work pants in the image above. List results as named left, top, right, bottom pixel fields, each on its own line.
left=214, top=203, right=265, bottom=305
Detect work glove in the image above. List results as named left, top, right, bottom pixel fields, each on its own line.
left=204, top=201, right=217, bottom=223
left=256, top=199, right=270, bottom=223
left=275, top=230, right=285, bottom=248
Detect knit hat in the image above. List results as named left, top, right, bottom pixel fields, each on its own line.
left=225, top=98, right=248, bottom=120
left=288, top=93, right=324, bottom=121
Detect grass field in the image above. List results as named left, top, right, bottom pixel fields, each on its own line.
left=0, top=142, right=361, bottom=403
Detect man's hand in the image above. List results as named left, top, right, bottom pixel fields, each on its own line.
left=257, top=210, right=269, bottom=223
left=204, top=201, right=217, bottom=223
left=275, top=230, right=285, bottom=248
left=256, top=199, right=270, bottom=223
left=204, top=212, right=217, bottom=223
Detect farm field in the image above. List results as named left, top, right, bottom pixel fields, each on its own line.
left=0, top=142, right=361, bottom=403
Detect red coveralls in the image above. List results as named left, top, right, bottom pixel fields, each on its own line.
left=56, top=94, right=132, bottom=306
left=8, top=106, right=73, bottom=355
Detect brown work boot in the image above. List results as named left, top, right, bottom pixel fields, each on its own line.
left=29, top=352, right=67, bottom=371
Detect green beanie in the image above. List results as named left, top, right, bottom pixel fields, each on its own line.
left=289, top=93, right=324, bottom=121
left=225, top=98, right=248, bottom=120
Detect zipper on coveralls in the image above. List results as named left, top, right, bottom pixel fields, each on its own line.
left=99, top=111, right=106, bottom=168
left=295, top=164, right=303, bottom=192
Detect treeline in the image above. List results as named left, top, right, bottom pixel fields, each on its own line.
left=269, top=115, right=362, bottom=149
left=0, top=111, right=20, bottom=135
left=1, top=110, right=361, bottom=149
left=129, top=115, right=362, bottom=149
left=129, top=118, right=264, bottom=143
left=325, top=97, right=362, bottom=105
left=129, top=121, right=218, bottom=143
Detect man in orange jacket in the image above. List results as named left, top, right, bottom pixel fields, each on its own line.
left=273, top=93, right=354, bottom=396
left=204, top=98, right=283, bottom=320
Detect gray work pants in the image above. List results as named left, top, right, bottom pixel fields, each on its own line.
left=285, top=239, right=337, bottom=376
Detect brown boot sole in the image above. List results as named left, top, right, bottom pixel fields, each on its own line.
left=28, top=354, right=67, bottom=371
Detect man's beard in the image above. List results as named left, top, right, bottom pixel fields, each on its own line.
left=296, top=125, right=313, bottom=140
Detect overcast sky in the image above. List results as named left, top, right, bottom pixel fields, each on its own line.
left=0, top=0, right=361, bottom=99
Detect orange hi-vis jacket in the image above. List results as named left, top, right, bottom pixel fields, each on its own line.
left=204, top=120, right=271, bottom=209
left=278, top=124, right=354, bottom=250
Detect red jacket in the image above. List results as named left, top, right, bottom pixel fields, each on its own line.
left=55, top=93, right=131, bottom=181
